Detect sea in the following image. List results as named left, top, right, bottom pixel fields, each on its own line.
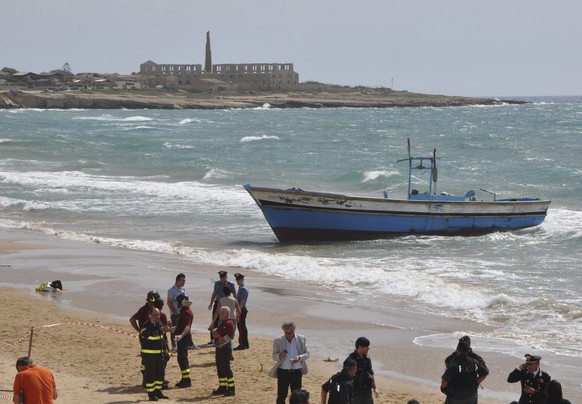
left=1, top=97, right=581, bottom=396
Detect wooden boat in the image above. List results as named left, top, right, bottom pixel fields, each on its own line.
left=244, top=140, right=550, bottom=242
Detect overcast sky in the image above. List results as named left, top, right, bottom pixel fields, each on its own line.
left=3, top=0, right=580, bottom=97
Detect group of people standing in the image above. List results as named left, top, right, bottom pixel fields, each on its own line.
left=127, top=269, right=573, bottom=404
left=128, top=270, right=249, bottom=401
left=270, top=324, right=379, bottom=404
left=440, top=335, right=571, bottom=404
left=9, top=300, right=575, bottom=404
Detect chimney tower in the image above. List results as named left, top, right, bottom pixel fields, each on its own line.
left=204, top=31, right=212, bottom=73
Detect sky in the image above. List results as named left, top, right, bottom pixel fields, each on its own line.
left=2, top=0, right=581, bottom=97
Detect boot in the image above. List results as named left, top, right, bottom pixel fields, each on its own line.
left=224, top=387, right=235, bottom=396
left=212, top=386, right=227, bottom=395
left=148, top=392, right=159, bottom=401
left=175, top=378, right=191, bottom=388
left=155, top=390, right=169, bottom=399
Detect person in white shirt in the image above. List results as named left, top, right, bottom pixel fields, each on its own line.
left=167, top=273, right=186, bottom=351
left=270, top=322, right=310, bottom=404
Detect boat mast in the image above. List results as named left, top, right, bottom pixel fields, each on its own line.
left=407, top=138, right=412, bottom=196
left=432, top=148, right=437, bottom=195
left=398, top=139, right=438, bottom=197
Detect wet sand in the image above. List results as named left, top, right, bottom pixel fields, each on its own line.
left=0, top=228, right=532, bottom=403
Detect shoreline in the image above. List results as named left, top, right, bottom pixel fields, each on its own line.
left=0, top=88, right=525, bottom=110
left=0, top=228, right=556, bottom=403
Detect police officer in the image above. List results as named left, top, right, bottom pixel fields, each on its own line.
left=207, top=271, right=236, bottom=344
left=445, top=335, right=487, bottom=370
left=445, top=335, right=487, bottom=404
left=347, top=337, right=378, bottom=403
left=233, top=272, right=249, bottom=350
left=140, top=308, right=169, bottom=401
left=507, top=354, right=551, bottom=404
left=321, top=358, right=357, bottom=404
left=441, top=339, right=489, bottom=404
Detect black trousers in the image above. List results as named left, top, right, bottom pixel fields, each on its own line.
left=143, top=354, right=165, bottom=393
left=237, top=306, right=249, bottom=348
left=276, top=369, right=302, bottom=404
left=177, top=334, right=192, bottom=379
left=215, top=345, right=234, bottom=380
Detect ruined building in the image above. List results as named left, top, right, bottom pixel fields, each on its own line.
left=139, top=32, right=299, bottom=92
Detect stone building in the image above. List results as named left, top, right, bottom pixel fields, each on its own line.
left=139, top=61, right=299, bottom=91
left=138, top=32, right=299, bottom=92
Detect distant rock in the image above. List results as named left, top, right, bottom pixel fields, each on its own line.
left=0, top=88, right=526, bottom=110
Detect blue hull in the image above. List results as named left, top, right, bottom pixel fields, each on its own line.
left=259, top=205, right=546, bottom=241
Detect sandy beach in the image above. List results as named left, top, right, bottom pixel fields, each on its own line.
left=0, top=230, right=534, bottom=403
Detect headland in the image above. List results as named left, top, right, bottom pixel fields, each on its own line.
left=0, top=86, right=524, bottom=110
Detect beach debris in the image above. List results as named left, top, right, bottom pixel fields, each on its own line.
left=323, top=356, right=338, bottom=362
left=35, top=280, right=63, bottom=292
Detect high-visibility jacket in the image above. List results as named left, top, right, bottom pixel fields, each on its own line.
left=140, top=321, right=164, bottom=355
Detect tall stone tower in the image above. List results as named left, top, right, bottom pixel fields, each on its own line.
left=204, top=31, right=212, bottom=73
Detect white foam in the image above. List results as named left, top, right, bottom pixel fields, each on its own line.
left=362, top=169, right=400, bottom=182
left=538, top=207, right=582, bottom=240
left=0, top=170, right=254, bottom=215
left=240, top=135, right=280, bottom=143
left=163, top=142, right=194, bottom=149
left=73, top=114, right=153, bottom=122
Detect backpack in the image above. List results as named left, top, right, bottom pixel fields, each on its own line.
left=326, top=372, right=351, bottom=404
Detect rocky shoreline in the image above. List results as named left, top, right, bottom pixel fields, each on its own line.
left=0, top=87, right=524, bottom=109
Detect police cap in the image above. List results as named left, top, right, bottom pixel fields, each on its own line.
left=525, top=354, right=541, bottom=364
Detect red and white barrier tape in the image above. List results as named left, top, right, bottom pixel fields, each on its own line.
left=1, top=322, right=138, bottom=401
left=41, top=322, right=138, bottom=339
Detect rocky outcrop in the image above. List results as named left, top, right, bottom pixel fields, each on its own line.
left=0, top=89, right=525, bottom=110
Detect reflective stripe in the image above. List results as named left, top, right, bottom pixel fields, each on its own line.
left=141, top=349, right=163, bottom=354
left=146, top=335, right=162, bottom=341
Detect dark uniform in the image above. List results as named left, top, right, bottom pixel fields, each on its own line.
left=140, top=320, right=166, bottom=401
left=445, top=349, right=487, bottom=369
left=129, top=290, right=160, bottom=386
left=322, top=369, right=354, bottom=404
left=442, top=355, right=489, bottom=404
left=445, top=337, right=488, bottom=404
left=347, top=350, right=374, bottom=404
left=507, top=356, right=551, bottom=404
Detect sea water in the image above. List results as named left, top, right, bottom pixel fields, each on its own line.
left=1, top=98, right=581, bottom=378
